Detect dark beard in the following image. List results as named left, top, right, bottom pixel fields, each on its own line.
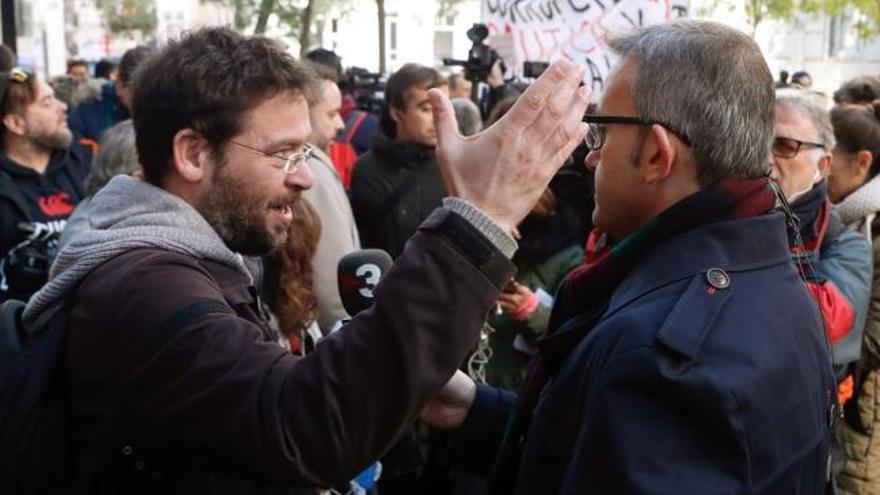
left=32, top=128, right=73, bottom=151
left=198, top=169, right=294, bottom=256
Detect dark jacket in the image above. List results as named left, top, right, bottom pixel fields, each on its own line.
left=67, top=82, right=129, bottom=145
left=350, top=133, right=447, bottom=258
left=455, top=213, right=836, bottom=493
left=65, top=208, right=514, bottom=494
left=0, top=147, right=90, bottom=301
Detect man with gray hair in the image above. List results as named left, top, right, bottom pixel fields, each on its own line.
left=56, top=119, right=141, bottom=252
left=422, top=20, right=839, bottom=492
left=772, top=90, right=871, bottom=407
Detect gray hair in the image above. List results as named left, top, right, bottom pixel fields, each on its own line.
left=775, top=89, right=836, bottom=157
left=86, top=119, right=140, bottom=195
left=448, top=73, right=466, bottom=91
left=607, top=20, right=774, bottom=185
left=451, top=98, right=483, bottom=136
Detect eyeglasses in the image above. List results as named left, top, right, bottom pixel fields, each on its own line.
left=228, top=140, right=313, bottom=174
left=771, top=136, right=826, bottom=159
left=582, top=115, right=691, bottom=151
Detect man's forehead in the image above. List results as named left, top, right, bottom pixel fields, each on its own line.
left=34, top=81, right=55, bottom=100
left=598, top=58, right=637, bottom=112
left=775, top=104, right=817, bottom=136
left=242, top=92, right=310, bottom=144
left=405, top=83, right=437, bottom=104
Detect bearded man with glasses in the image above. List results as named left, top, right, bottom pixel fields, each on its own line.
left=771, top=90, right=871, bottom=418
left=12, top=25, right=591, bottom=493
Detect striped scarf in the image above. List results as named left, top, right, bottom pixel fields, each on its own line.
left=490, top=177, right=777, bottom=492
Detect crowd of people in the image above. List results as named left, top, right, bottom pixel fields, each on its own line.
left=2, top=19, right=880, bottom=494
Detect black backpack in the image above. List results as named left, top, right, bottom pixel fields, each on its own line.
left=0, top=299, right=73, bottom=494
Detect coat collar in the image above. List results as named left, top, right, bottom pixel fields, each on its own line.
left=606, top=212, right=792, bottom=316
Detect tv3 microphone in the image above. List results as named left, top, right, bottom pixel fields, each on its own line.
left=337, top=249, right=393, bottom=317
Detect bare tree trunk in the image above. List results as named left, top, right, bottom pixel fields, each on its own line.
left=254, top=0, right=275, bottom=34
left=299, top=0, right=316, bottom=56
left=377, top=0, right=386, bottom=73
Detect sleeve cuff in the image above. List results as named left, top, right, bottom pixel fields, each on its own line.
left=442, top=197, right=518, bottom=259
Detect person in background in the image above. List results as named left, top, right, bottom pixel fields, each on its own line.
left=0, top=45, right=15, bottom=72
left=57, top=119, right=140, bottom=252
left=350, top=63, right=449, bottom=258
left=67, top=46, right=152, bottom=150
left=93, top=58, right=116, bottom=81
left=305, top=47, right=377, bottom=185
left=826, top=100, right=880, bottom=495
left=0, top=68, right=90, bottom=302
left=451, top=97, right=482, bottom=137
left=448, top=73, right=472, bottom=100
left=301, top=61, right=360, bottom=333
left=834, top=76, right=880, bottom=105
left=66, top=59, right=90, bottom=82
left=776, top=69, right=791, bottom=88
left=792, top=70, right=813, bottom=88
left=771, top=90, right=872, bottom=405
left=262, top=200, right=322, bottom=354
left=475, top=186, right=584, bottom=391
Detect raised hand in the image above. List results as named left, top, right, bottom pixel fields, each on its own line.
left=428, top=59, right=591, bottom=234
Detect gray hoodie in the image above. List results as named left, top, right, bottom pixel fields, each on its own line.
left=23, top=175, right=251, bottom=331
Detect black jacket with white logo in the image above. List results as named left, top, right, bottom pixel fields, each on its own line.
left=0, top=145, right=90, bottom=301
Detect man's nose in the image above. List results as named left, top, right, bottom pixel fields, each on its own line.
left=768, top=160, right=781, bottom=181
left=286, top=160, right=314, bottom=190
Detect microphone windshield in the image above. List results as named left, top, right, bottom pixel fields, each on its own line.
left=337, top=249, right=393, bottom=317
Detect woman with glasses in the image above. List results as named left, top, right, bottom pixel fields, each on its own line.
left=828, top=100, right=880, bottom=495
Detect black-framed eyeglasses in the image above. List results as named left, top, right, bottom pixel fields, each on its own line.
left=771, top=136, right=826, bottom=159
left=582, top=114, right=691, bottom=151
left=228, top=140, right=313, bottom=174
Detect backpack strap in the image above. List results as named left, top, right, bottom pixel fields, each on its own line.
left=344, top=112, right=369, bottom=144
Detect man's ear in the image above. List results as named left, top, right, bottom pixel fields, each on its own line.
left=855, top=150, right=874, bottom=182
left=817, top=152, right=833, bottom=178
left=389, top=106, right=403, bottom=124
left=2, top=113, right=26, bottom=137
left=171, top=129, right=212, bottom=183
left=639, top=124, right=676, bottom=184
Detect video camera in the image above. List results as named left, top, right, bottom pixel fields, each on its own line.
left=442, top=23, right=506, bottom=87
left=340, top=67, right=385, bottom=115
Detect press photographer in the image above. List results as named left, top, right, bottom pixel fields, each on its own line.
left=443, top=23, right=519, bottom=118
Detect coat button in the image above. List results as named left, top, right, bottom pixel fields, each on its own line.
left=706, top=268, right=730, bottom=289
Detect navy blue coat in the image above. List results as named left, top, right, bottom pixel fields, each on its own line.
left=456, top=212, right=837, bottom=494
left=67, top=82, right=129, bottom=144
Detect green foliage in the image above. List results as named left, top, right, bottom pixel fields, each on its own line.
left=709, top=0, right=879, bottom=38
left=437, top=0, right=468, bottom=22
left=95, top=0, right=157, bottom=34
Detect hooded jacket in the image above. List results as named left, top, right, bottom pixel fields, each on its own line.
left=0, top=145, right=90, bottom=302
left=350, top=133, right=447, bottom=258
left=27, top=175, right=515, bottom=493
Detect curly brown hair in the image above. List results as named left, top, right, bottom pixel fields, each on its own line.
left=264, top=199, right=322, bottom=340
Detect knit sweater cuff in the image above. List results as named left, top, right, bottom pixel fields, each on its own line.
left=442, top=197, right=518, bottom=259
